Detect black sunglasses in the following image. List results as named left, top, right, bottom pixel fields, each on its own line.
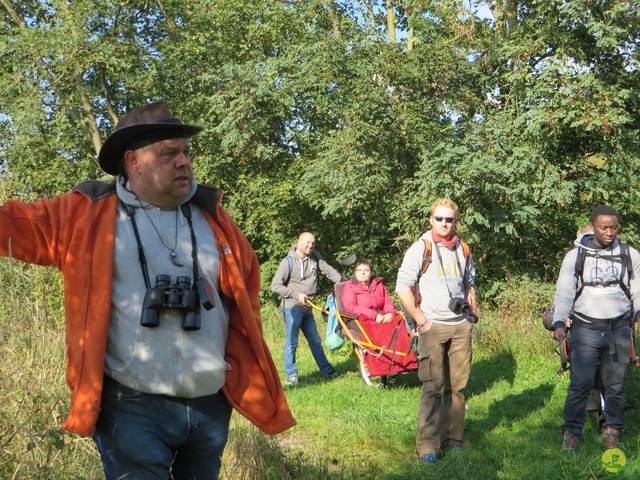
left=434, top=216, right=455, bottom=224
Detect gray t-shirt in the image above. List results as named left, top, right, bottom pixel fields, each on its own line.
left=396, top=231, right=475, bottom=325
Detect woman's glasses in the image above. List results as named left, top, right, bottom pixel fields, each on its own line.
left=434, top=216, right=455, bottom=223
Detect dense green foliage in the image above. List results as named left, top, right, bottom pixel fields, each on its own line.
left=1, top=0, right=639, bottom=298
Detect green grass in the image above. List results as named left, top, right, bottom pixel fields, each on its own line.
left=2, top=263, right=640, bottom=479
left=254, top=301, right=640, bottom=480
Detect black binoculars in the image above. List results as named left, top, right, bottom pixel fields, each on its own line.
left=141, top=274, right=201, bottom=330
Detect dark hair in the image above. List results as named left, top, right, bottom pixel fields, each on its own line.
left=118, top=157, right=129, bottom=183
left=590, top=205, right=620, bottom=224
left=354, top=259, right=373, bottom=272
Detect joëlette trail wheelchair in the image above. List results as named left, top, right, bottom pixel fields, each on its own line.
left=308, top=256, right=419, bottom=387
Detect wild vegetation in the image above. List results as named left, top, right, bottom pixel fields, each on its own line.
left=1, top=1, right=639, bottom=296
left=2, top=259, right=640, bottom=479
left=1, top=1, right=640, bottom=478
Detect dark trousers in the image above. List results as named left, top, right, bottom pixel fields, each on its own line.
left=562, top=321, right=631, bottom=436
left=94, top=376, right=232, bottom=480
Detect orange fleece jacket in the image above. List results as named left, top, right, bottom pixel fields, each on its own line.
left=0, top=180, right=295, bottom=436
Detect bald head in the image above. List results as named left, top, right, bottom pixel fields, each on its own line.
left=295, top=232, right=316, bottom=257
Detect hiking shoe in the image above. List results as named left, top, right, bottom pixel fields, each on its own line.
left=448, top=443, right=464, bottom=452
left=561, top=431, right=579, bottom=452
left=419, top=453, right=437, bottom=464
left=285, top=375, right=298, bottom=386
left=603, top=427, right=620, bottom=449
left=323, top=368, right=338, bottom=380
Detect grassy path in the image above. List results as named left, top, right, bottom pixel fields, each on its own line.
left=228, top=303, right=640, bottom=479
left=2, top=269, right=639, bottom=479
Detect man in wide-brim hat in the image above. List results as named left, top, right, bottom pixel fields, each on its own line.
left=98, top=101, right=203, bottom=177
left=0, top=101, right=295, bottom=479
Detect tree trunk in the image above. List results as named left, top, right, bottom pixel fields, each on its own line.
left=386, top=0, right=396, bottom=43
left=326, top=0, right=342, bottom=39
left=505, top=0, right=517, bottom=31
left=405, top=4, right=414, bottom=52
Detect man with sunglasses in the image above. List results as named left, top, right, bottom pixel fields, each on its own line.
left=396, top=198, right=477, bottom=465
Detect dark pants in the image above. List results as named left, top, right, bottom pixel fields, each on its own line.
left=94, top=376, right=232, bottom=480
left=562, top=321, right=631, bottom=436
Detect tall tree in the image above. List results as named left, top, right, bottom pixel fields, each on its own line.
left=1, top=0, right=639, bottom=296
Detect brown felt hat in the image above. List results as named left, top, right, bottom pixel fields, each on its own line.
left=98, top=101, right=203, bottom=175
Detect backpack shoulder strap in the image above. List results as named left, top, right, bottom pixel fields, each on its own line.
left=421, top=238, right=470, bottom=273
left=620, top=242, right=633, bottom=280
left=573, top=246, right=587, bottom=301
left=419, top=238, right=433, bottom=275
left=285, top=252, right=320, bottom=286
left=574, top=246, right=586, bottom=281
left=459, top=240, right=471, bottom=264
left=573, top=243, right=633, bottom=300
left=412, top=239, right=432, bottom=309
left=284, top=255, right=293, bottom=286
left=619, top=242, right=632, bottom=299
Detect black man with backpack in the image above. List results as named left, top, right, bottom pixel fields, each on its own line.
left=553, top=206, right=640, bottom=452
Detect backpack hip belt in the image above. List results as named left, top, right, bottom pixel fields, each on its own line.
left=572, top=310, right=632, bottom=362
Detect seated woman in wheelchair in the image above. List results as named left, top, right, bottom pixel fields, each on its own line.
left=342, top=260, right=418, bottom=376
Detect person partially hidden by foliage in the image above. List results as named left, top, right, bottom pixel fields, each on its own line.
left=341, top=259, right=418, bottom=376
left=0, top=101, right=295, bottom=479
left=271, top=232, right=343, bottom=386
left=553, top=205, right=640, bottom=453
left=395, top=198, right=477, bottom=465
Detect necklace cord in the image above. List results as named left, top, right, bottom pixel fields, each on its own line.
left=123, top=200, right=200, bottom=292
left=139, top=201, right=179, bottom=259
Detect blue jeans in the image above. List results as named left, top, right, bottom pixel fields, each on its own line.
left=282, top=306, right=333, bottom=377
left=94, top=376, right=232, bottom=480
left=562, top=320, right=631, bottom=436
